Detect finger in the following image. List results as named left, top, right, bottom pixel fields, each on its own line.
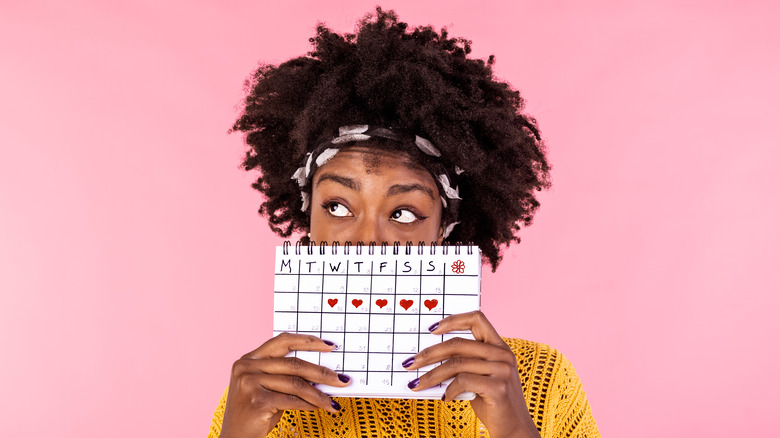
left=441, top=373, right=495, bottom=402
left=409, top=357, right=516, bottom=391
left=260, top=374, right=341, bottom=413
left=431, top=311, right=504, bottom=345
left=252, top=357, right=351, bottom=387
left=261, top=386, right=341, bottom=414
left=243, top=332, right=337, bottom=359
left=404, top=337, right=516, bottom=369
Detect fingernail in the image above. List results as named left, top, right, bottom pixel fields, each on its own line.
left=402, top=356, right=415, bottom=368
left=441, top=394, right=446, bottom=401
left=428, top=322, right=439, bottom=332
left=323, top=339, right=335, bottom=346
left=337, top=373, right=351, bottom=383
left=408, top=378, right=420, bottom=389
left=331, top=399, right=341, bottom=410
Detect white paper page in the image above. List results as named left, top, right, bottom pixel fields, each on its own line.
left=273, top=243, right=482, bottom=400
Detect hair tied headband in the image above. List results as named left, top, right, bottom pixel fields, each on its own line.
left=291, top=125, right=462, bottom=238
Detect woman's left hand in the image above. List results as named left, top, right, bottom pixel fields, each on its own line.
left=404, top=311, right=541, bottom=438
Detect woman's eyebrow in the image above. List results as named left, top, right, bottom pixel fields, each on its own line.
left=387, top=183, right=435, bottom=199
left=316, top=173, right=361, bottom=191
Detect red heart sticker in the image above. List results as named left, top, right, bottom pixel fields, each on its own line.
left=351, top=299, right=363, bottom=308
left=327, top=298, right=338, bottom=308
left=375, top=299, right=388, bottom=308
left=400, top=299, right=413, bottom=310
left=424, top=299, right=438, bottom=311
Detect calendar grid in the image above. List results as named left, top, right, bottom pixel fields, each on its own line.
left=273, top=244, right=481, bottom=399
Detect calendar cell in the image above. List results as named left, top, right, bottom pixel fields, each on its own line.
left=420, top=276, right=443, bottom=294
left=372, top=275, right=396, bottom=295
left=368, top=333, right=394, bottom=353
left=321, top=313, right=346, bottom=332
left=368, top=314, right=394, bottom=333
left=444, top=275, right=480, bottom=294
left=323, top=275, right=347, bottom=293
left=296, top=313, right=321, bottom=333
left=274, top=292, right=297, bottom=312
left=273, top=312, right=297, bottom=332
left=395, top=275, right=419, bottom=295
left=346, top=274, right=371, bottom=294
left=370, top=295, right=395, bottom=314
left=367, top=351, right=393, bottom=373
left=343, top=332, right=368, bottom=354
left=443, top=294, right=480, bottom=314
left=299, top=274, right=322, bottom=293
left=345, top=313, right=370, bottom=334
left=323, top=294, right=346, bottom=313
left=274, top=275, right=298, bottom=293
left=369, top=372, right=393, bottom=387
left=394, top=315, right=419, bottom=334
left=393, top=333, right=419, bottom=354
left=319, top=331, right=345, bottom=351
left=344, top=352, right=369, bottom=373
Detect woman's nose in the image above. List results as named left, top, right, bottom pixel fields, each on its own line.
left=352, top=216, right=388, bottom=244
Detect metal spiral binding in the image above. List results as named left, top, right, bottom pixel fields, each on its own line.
left=284, top=240, right=476, bottom=256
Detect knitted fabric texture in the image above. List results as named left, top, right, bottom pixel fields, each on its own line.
left=207, top=338, right=600, bottom=438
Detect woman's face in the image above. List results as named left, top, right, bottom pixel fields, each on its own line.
left=309, top=146, right=443, bottom=244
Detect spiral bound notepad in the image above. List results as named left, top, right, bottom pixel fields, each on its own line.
left=273, top=242, right=481, bottom=399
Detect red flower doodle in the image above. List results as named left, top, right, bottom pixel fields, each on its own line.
left=451, top=259, right=465, bottom=274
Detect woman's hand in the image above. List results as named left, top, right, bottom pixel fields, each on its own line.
left=219, top=333, right=350, bottom=438
left=403, top=311, right=540, bottom=438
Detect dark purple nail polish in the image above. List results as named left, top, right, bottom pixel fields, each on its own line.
left=402, top=356, right=415, bottom=368
left=408, top=378, right=420, bottom=389
left=323, top=339, right=335, bottom=346
left=441, top=394, right=446, bottom=401
left=428, top=322, right=439, bottom=332
left=331, top=399, right=341, bottom=410
left=338, top=373, right=351, bottom=383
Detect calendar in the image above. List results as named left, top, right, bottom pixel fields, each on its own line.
left=273, top=242, right=481, bottom=399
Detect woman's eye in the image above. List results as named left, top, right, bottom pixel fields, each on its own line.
left=325, top=202, right=352, bottom=217
left=390, top=209, right=419, bottom=224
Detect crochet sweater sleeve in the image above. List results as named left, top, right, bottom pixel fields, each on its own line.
left=207, top=338, right=599, bottom=438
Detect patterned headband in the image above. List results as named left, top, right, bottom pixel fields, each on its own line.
left=291, top=125, right=461, bottom=238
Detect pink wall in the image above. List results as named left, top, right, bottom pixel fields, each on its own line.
left=2, top=1, right=778, bottom=436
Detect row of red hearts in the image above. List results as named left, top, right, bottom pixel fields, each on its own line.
left=327, top=298, right=439, bottom=311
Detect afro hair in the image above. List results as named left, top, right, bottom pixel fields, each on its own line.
left=231, top=7, right=551, bottom=270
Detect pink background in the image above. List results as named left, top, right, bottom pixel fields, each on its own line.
left=1, top=1, right=778, bottom=436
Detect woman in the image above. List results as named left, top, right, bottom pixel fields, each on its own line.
left=209, top=9, right=599, bottom=438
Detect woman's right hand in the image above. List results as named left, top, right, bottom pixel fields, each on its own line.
left=218, top=333, right=350, bottom=438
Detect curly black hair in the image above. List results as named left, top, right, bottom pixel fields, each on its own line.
left=231, top=7, right=551, bottom=270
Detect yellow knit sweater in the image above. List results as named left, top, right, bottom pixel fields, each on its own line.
left=207, top=338, right=599, bottom=438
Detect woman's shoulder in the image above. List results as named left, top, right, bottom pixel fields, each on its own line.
left=502, top=337, right=565, bottom=366
left=503, top=337, right=600, bottom=437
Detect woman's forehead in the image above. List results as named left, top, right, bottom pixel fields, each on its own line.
left=322, top=146, right=428, bottom=175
